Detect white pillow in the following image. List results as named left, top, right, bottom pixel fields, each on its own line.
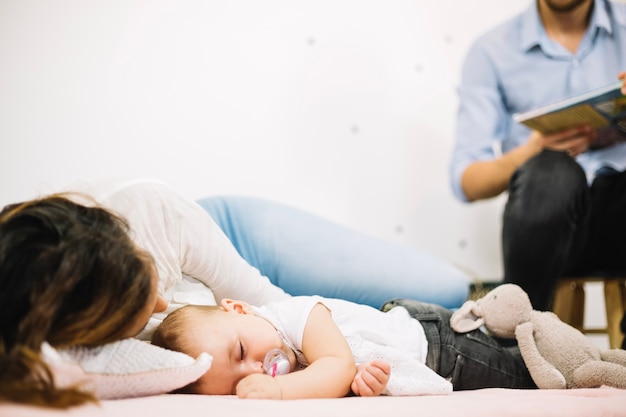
left=41, top=339, right=212, bottom=399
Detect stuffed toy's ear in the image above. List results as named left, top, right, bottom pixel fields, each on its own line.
left=450, top=300, right=484, bottom=333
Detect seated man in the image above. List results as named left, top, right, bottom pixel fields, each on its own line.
left=449, top=0, right=626, bottom=350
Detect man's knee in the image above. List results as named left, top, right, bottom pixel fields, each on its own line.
left=514, top=151, right=585, bottom=193
left=507, top=150, right=588, bottom=222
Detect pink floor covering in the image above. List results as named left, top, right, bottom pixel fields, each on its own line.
left=2, top=387, right=625, bottom=417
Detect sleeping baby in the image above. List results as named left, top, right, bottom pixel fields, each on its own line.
left=152, top=294, right=535, bottom=398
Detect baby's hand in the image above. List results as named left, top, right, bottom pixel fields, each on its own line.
left=350, top=360, right=391, bottom=396
left=236, top=374, right=282, bottom=399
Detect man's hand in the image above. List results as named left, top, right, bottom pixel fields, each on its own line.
left=530, top=125, right=594, bottom=157
left=529, top=71, right=626, bottom=155
left=350, top=360, right=391, bottom=396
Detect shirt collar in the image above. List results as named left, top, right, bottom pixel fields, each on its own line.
left=594, top=0, right=614, bottom=35
left=519, top=0, right=613, bottom=53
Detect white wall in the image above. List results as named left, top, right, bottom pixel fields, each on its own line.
left=0, top=0, right=529, bottom=281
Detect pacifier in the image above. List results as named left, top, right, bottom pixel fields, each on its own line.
left=263, top=348, right=290, bottom=377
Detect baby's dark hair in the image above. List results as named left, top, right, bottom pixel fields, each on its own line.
left=152, top=304, right=222, bottom=394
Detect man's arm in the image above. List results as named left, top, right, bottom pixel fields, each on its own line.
left=460, top=70, right=626, bottom=202
left=461, top=136, right=541, bottom=201
left=461, top=127, right=592, bottom=201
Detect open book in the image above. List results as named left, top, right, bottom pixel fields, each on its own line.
left=513, top=80, right=626, bottom=150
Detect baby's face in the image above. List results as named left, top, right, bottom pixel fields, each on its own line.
left=189, top=309, right=287, bottom=395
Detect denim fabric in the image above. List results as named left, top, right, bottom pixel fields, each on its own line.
left=503, top=150, right=626, bottom=311
left=196, top=196, right=470, bottom=309
left=381, top=299, right=536, bottom=391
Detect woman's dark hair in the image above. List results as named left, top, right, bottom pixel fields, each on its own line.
left=0, top=195, right=155, bottom=407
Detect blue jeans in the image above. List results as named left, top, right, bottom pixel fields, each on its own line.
left=381, top=298, right=536, bottom=390
left=503, top=150, right=626, bottom=310
left=196, top=196, right=470, bottom=309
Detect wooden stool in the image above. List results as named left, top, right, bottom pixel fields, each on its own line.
left=553, top=277, right=626, bottom=349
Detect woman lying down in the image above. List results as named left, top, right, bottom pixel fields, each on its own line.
left=152, top=295, right=536, bottom=398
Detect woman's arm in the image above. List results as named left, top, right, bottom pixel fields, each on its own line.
left=237, top=303, right=356, bottom=399
left=145, top=182, right=290, bottom=305
left=173, top=193, right=291, bottom=305
left=88, top=180, right=291, bottom=306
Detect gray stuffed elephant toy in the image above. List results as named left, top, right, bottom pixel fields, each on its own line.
left=450, top=283, right=626, bottom=389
